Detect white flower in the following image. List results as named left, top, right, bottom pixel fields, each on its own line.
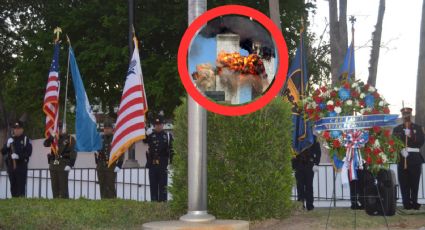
left=380, top=153, right=388, bottom=163
left=373, top=139, right=380, bottom=148
left=368, top=86, right=376, bottom=92
left=351, top=82, right=358, bottom=88
left=346, top=100, right=353, bottom=106
left=323, top=142, right=330, bottom=149
left=334, top=106, right=342, bottom=114
left=334, top=87, right=339, bottom=91
left=327, top=100, right=334, bottom=105
left=360, top=108, right=365, bottom=114
left=360, top=93, right=366, bottom=99
left=378, top=101, right=384, bottom=107
left=354, top=100, right=360, bottom=106
left=356, top=87, right=361, bottom=93
left=311, top=101, right=317, bottom=108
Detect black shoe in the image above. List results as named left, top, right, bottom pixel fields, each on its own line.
left=351, top=204, right=363, bottom=210
left=403, top=204, right=412, bottom=210
left=412, top=203, right=421, bottom=210
left=307, top=205, right=314, bottom=211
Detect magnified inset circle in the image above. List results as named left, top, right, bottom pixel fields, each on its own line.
left=178, top=5, right=288, bottom=116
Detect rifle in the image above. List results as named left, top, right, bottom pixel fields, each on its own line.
left=402, top=101, right=408, bottom=170
left=8, top=126, right=16, bottom=170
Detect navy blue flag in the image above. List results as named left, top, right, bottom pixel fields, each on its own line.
left=69, top=47, right=102, bottom=152
left=339, top=40, right=355, bottom=81
left=286, top=31, right=314, bottom=153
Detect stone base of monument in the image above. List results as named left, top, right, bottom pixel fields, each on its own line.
left=142, top=220, right=249, bottom=230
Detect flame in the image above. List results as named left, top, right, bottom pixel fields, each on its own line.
left=216, top=52, right=266, bottom=78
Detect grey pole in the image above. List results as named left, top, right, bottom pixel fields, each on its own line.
left=180, top=0, right=215, bottom=223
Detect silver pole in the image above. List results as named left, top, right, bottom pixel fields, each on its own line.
left=62, top=37, right=71, bottom=134
left=180, top=0, right=215, bottom=223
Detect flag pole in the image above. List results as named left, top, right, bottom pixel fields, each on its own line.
left=63, top=35, right=71, bottom=134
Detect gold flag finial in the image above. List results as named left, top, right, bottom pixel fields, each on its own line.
left=53, top=27, right=62, bottom=42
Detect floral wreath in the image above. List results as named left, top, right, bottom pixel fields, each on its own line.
left=302, top=79, right=404, bottom=173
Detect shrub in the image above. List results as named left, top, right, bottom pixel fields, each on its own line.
left=170, top=98, right=294, bottom=220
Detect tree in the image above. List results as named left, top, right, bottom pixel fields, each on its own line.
left=368, top=0, right=386, bottom=87
left=328, top=0, right=348, bottom=83
left=416, top=0, right=425, bottom=133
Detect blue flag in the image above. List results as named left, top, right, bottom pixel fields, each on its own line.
left=69, top=47, right=102, bottom=152
left=285, top=32, right=314, bottom=154
left=339, top=41, right=355, bottom=81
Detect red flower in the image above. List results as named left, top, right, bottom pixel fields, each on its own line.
left=344, top=82, right=350, bottom=89
left=369, top=136, right=376, bottom=144
left=373, top=91, right=380, bottom=98
left=327, top=105, right=335, bottom=111
left=364, top=146, right=372, bottom=154
left=315, top=106, right=321, bottom=112
left=372, top=109, right=380, bottom=114
left=373, top=126, right=381, bottom=133
left=366, top=156, right=372, bottom=164
left=373, top=148, right=381, bottom=156
left=384, top=129, right=391, bottom=137
left=389, top=147, right=395, bottom=153
left=313, top=96, right=322, bottom=104
left=333, top=139, right=341, bottom=148
left=320, top=86, right=327, bottom=93
left=323, top=131, right=331, bottom=140
left=335, top=100, right=342, bottom=106
left=359, top=100, right=365, bottom=107
left=314, top=89, right=321, bottom=96
left=330, top=91, right=337, bottom=97
left=376, top=157, right=383, bottom=164
left=364, top=84, right=370, bottom=91
left=351, top=91, right=359, bottom=98
left=388, top=139, right=395, bottom=146
left=314, top=114, right=321, bottom=121
left=363, top=111, right=369, bottom=115
left=383, top=107, right=390, bottom=114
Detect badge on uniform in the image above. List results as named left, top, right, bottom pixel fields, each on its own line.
left=53, top=159, right=60, bottom=165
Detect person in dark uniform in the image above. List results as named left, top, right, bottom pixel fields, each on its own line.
left=292, top=136, right=321, bottom=210
left=43, top=121, right=77, bottom=198
left=143, top=116, right=173, bottom=202
left=1, top=121, right=32, bottom=197
left=95, top=121, right=123, bottom=199
left=393, top=107, right=425, bottom=210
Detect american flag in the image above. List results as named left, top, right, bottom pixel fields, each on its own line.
left=43, top=43, right=61, bottom=154
left=108, top=37, right=148, bottom=167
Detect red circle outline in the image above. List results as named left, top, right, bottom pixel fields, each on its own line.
left=178, top=5, right=288, bottom=116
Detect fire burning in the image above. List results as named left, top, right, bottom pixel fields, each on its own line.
left=216, top=52, right=267, bottom=78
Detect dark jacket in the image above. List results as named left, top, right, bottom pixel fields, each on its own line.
left=143, top=130, right=174, bottom=169
left=1, top=135, right=32, bottom=169
left=292, top=140, right=321, bottom=170
left=44, top=133, right=77, bottom=168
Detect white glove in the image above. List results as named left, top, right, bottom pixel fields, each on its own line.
left=114, top=166, right=121, bottom=173
left=312, top=165, right=319, bottom=172
left=7, top=138, right=13, bottom=148
left=404, top=128, right=411, bottom=137
left=146, top=128, right=153, bottom=135
left=401, top=148, right=409, bottom=158
left=64, top=165, right=71, bottom=171
left=11, top=153, right=19, bottom=160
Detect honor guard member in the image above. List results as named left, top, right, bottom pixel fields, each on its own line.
left=95, top=121, right=123, bottom=199
left=1, top=121, right=32, bottom=197
left=143, top=116, right=174, bottom=202
left=292, top=136, right=321, bottom=211
left=44, top=121, right=77, bottom=198
left=393, top=107, right=425, bottom=210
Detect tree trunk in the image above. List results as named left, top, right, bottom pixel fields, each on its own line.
left=416, top=0, right=425, bottom=129
left=268, top=0, right=282, bottom=32
left=368, top=0, right=385, bottom=87
left=329, top=0, right=348, bottom=83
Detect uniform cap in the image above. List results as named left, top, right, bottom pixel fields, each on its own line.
left=13, top=121, right=24, bottom=128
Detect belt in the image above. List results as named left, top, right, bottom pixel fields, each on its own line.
left=406, top=147, right=420, bottom=152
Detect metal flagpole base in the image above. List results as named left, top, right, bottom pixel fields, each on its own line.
left=180, top=211, right=216, bottom=223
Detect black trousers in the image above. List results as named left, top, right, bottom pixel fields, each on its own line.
left=7, top=164, right=28, bottom=197
left=398, top=163, right=421, bottom=207
left=97, top=168, right=117, bottom=199
left=149, top=166, right=168, bottom=202
left=295, top=165, right=314, bottom=209
left=349, top=169, right=365, bottom=207
left=50, top=169, right=70, bottom=199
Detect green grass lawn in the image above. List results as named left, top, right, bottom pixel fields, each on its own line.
left=1, top=199, right=424, bottom=230
left=0, top=198, right=178, bottom=230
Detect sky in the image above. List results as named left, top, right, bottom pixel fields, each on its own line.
left=309, top=0, right=423, bottom=115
